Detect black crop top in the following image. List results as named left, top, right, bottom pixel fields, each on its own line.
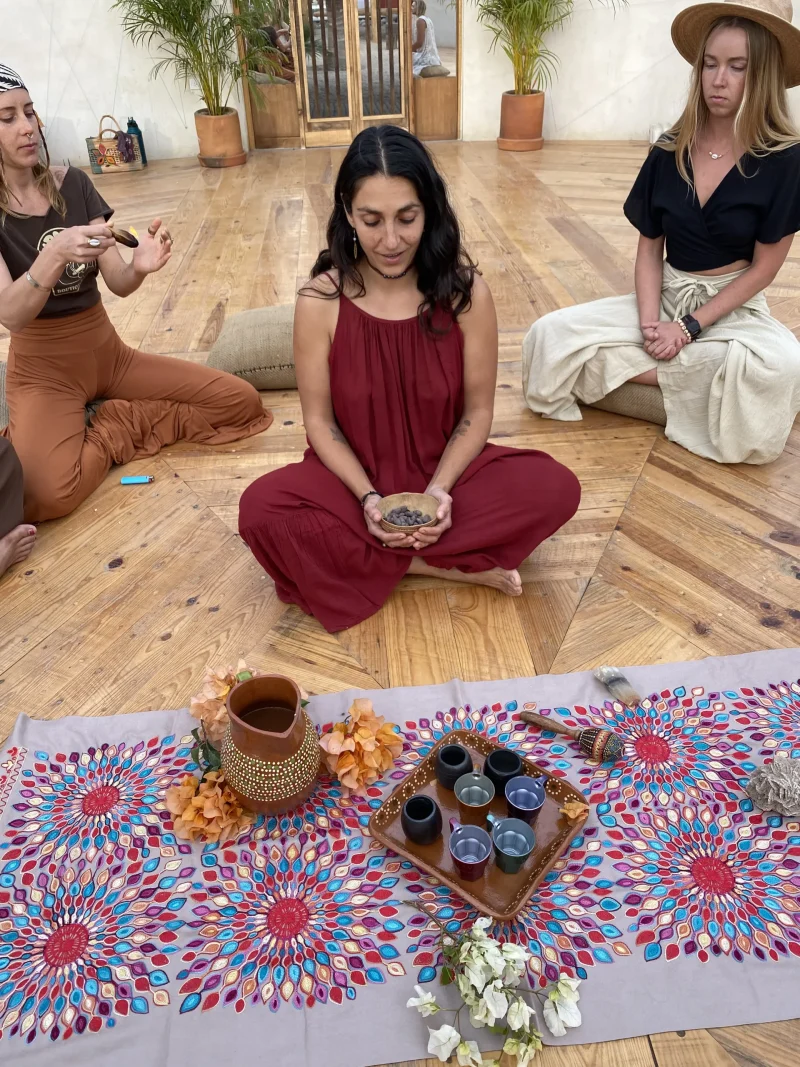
left=623, top=143, right=800, bottom=271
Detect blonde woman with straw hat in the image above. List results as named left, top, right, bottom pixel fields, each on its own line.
left=521, top=0, right=800, bottom=465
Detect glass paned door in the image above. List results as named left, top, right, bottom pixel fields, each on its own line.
left=361, top=0, right=403, bottom=118
left=292, top=0, right=410, bottom=145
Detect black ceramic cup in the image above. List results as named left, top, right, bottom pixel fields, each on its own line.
left=401, top=794, right=443, bottom=845
left=483, top=748, right=524, bottom=795
left=436, top=744, right=473, bottom=789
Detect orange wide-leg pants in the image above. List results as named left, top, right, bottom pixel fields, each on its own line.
left=3, top=303, right=272, bottom=523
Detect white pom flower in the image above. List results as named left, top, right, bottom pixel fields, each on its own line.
left=472, top=916, right=492, bottom=938
left=456, top=1039, right=484, bottom=1066
left=427, top=1024, right=461, bottom=1062
left=543, top=988, right=582, bottom=1035
left=406, top=984, right=440, bottom=1017
left=543, top=998, right=566, bottom=1037
left=555, top=974, right=581, bottom=1002
left=481, top=979, right=509, bottom=1024
left=506, top=996, right=535, bottom=1033
left=469, top=998, right=493, bottom=1030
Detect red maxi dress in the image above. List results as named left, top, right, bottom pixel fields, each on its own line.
left=239, top=296, right=581, bottom=632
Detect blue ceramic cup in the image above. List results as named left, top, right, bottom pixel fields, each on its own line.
left=486, top=814, right=536, bottom=875
left=505, top=775, right=546, bottom=824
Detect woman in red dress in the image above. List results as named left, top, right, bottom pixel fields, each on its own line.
left=239, top=127, right=580, bottom=633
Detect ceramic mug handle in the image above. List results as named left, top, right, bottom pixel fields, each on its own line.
left=449, top=817, right=462, bottom=833
left=486, top=811, right=499, bottom=831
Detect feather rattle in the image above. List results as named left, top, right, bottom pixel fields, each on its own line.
left=520, top=710, right=625, bottom=764
left=593, top=666, right=642, bottom=709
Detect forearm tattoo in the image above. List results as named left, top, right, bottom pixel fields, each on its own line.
left=329, top=423, right=347, bottom=443
left=450, top=418, right=471, bottom=439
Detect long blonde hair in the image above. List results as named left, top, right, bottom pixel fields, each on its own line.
left=659, top=16, right=800, bottom=185
left=0, top=120, right=66, bottom=223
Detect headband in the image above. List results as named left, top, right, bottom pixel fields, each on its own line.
left=0, top=64, right=26, bottom=93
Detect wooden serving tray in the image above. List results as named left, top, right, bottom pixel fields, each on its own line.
left=368, top=730, right=589, bottom=921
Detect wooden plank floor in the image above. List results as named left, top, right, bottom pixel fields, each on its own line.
left=1, top=142, right=797, bottom=1067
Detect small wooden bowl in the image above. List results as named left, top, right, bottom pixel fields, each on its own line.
left=378, top=492, right=439, bottom=534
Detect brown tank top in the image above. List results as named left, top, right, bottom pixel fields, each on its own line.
left=0, top=167, right=113, bottom=318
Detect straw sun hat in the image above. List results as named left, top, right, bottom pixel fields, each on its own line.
left=672, top=0, right=800, bottom=87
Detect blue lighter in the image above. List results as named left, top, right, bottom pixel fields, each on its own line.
left=120, top=475, right=155, bottom=485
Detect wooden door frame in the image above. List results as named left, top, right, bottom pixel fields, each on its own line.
left=407, top=0, right=462, bottom=141
left=293, top=0, right=359, bottom=147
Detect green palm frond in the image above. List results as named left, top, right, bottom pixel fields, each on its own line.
left=473, top=0, right=627, bottom=95
left=113, top=0, right=285, bottom=115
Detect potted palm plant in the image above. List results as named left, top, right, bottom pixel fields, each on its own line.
left=475, top=0, right=624, bottom=152
left=113, top=0, right=279, bottom=167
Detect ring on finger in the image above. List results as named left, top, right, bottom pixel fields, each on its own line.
left=160, top=230, right=172, bottom=244
left=148, top=226, right=158, bottom=237
left=87, top=237, right=101, bottom=248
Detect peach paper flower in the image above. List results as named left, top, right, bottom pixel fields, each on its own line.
left=319, top=698, right=402, bottom=798
left=166, top=771, right=255, bottom=844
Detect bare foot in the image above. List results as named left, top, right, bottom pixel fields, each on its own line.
left=408, top=557, right=523, bottom=596
left=0, top=524, right=36, bottom=579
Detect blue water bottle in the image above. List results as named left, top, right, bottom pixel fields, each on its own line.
left=127, top=116, right=147, bottom=166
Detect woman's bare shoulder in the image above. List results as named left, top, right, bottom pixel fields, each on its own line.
left=300, top=269, right=341, bottom=299
left=295, top=270, right=342, bottom=339
left=459, top=273, right=494, bottom=317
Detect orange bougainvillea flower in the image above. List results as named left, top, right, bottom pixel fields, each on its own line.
left=166, top=771, right=255, bottom=844
left=189, top=659, right=256, bottom=743
left=319, top=697, right=402, bottom=798
left=189, top=664, right=311, bottom=745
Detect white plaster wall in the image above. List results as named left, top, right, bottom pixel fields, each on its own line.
left=423, top=0, right=457, bottom=49
left=462, top=0, right=800, bottom=142
left=1, top=0, right=248, bottom=165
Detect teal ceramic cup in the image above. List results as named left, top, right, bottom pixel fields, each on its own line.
left=487, top=813, right=536, bottom=875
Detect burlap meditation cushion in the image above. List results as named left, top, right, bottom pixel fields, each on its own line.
left=419, top=64, right=450, bottom=78
left=587, top=382, right=666, bottom=426
left=207, top=304, right=296, bottom=390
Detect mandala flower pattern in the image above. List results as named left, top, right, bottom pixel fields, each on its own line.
left=0, top=857, right=190, bottom=1044
left=255, top=775, right=385, bottom=841
left=1, top=736, right=195, bottom=870
left=398, top=702, right=535, bottom=770
left=178, top=836, right=406, bottom=1015
left=0, top=748, right=24, bottom=822
left=731, top=680, right=800, bottom=759
left=521, top=688, right=756, bottom=812
left=606, top=805, right=800, bottom=963
left=403, top=827, right=630, bottom=985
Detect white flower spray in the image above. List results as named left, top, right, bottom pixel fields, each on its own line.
left=405, top=907, right=583, bottom=1066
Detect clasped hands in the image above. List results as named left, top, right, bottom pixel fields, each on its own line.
left=363, top=486, right=453, bottom=550
left=641, top=320, right=690, bottom=361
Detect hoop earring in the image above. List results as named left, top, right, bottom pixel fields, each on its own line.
left=352, top=228, right=358, bottom=260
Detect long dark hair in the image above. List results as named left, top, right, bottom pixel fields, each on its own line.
left=307, top=125, right=476, bottom=330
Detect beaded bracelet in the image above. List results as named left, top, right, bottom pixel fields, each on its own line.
left=678, top=319, right=694, bottom=342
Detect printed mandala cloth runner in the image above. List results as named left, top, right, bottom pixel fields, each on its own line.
left=0, top=648, right=798, bottom=1067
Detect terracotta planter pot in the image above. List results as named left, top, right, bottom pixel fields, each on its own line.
left=497, top=91, right=544, bottom=152
left=194, top=107, right=247, bottom=168
left=221, top=674, right=321, bottom=815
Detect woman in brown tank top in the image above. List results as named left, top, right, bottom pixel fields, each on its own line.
left=0, top=66, right=272, bottom=524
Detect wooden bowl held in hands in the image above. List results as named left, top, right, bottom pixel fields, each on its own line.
left=378, top=492, right=439, bottom=534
